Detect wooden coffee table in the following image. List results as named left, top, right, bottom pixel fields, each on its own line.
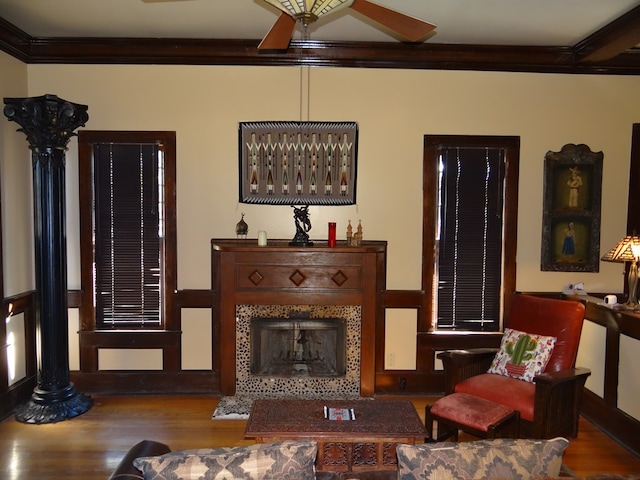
left=244, top=399, right=426, bottom=472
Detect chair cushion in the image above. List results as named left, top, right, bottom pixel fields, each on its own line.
left=488, top=328, right=557, bottom=382
left=397, top=437, right=569, bottom=480
left=506, top=294, right=585, bottom=372
left=455, top=372, right=536, bottom=421
left=430, top=392, right=515, bottom=432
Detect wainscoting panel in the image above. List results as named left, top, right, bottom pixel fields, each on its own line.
left=576, top=297, right=640, bottom=457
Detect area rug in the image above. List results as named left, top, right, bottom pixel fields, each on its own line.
left=212, top=394, right=255, bottom=420
left=212, top=393, right=366, bottom=420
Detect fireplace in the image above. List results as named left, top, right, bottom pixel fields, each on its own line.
left=237, top=305, right=360, bottom=398
left=250, top=314, right=346, bottom=377
left=211, top=239, right=387, bottom=397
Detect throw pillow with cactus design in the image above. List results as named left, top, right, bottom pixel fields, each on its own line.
left=488, top=328, right=558, bottom=382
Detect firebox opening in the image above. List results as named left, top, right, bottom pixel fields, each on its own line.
left=250, top=314, right=346, bottom=377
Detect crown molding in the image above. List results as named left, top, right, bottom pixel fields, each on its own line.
left=1, top=15, right=639, bottom=74
left=575, top=4, right=640, bottom=64
left=0, top=15, right=31, bottom=62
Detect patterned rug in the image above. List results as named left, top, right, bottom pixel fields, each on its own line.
left=212, top=395, right=254, bottom=420
left=212, top=394, right=366, bottom=420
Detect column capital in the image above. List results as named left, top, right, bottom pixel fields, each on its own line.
left=4, top=94, right=88, bottom=150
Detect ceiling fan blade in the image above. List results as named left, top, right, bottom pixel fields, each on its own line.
left=349, top=0, right=436, bottom=42
left=258, top=12, right=297, bottom=50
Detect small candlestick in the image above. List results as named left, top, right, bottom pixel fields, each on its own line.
left=328, top=222, right=337, bottom=247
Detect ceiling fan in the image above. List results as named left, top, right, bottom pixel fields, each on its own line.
left=259, top=0, right=436, bottom=50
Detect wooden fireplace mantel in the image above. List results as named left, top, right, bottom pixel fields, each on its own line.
left=211, top=239, right=387, bottom=397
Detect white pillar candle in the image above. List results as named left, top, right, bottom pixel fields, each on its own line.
left=258, top=230, right=267, bottom=246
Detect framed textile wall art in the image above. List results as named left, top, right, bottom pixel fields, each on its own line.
left=541, top=143, right=603, bottom=272
left=239, top=121, right=358, bottom=205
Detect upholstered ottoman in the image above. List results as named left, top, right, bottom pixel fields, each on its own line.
left=426, top=392, right=519, bottom=441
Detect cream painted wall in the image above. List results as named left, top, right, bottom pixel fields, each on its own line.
left=0, top=52, right=33, bottom=297
left=576, top=320, right=606, bottom=397
left=2, top=63, right=636, bottom=372
left=618, top=334, right=640, bottom=419
left=0, top=51, right=32, bottom=386
left=384, top=309, right=417, bottom=370
left=25, top=65, right=640, bottom=295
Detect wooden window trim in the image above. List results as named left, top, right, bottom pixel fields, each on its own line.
left=422, top=135, right=519, bottom=333
left=77, top=131, right=177, bottom=333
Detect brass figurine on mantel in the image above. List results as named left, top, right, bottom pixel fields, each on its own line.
left=346, top=219, right=363, bottom=246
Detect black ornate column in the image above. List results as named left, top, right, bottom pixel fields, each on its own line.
left=4, top=94, right=93, bottom=423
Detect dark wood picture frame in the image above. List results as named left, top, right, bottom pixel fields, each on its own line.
left=239, top=121, right=358, bottom=205
left=541, top=143, right=603, bottom=272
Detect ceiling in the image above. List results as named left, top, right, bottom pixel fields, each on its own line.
left=0, top=0, right=637, bottom=46
left=1, top=0, right=640, bottom=73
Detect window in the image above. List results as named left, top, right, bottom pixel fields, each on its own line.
left=78, top=131, right=177, bottom=330
left=423, top=135, right=519, bottom=331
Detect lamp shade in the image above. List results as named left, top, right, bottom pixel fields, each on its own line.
left=263, top=0, right=354, bottom=25
left=601, top=234, right=640, bottom=263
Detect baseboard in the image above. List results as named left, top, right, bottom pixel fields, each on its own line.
left=71, top=370, right=219, bottom=394
left=375, top=371, right=442, bottom=394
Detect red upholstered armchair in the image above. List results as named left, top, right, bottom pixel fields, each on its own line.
left=438, top=294, right=591, bottom=439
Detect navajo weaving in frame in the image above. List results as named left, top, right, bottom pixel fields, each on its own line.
left=239, top=121, right=358, bottom=205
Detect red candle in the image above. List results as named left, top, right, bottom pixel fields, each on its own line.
left=328, top=222, right=337, bottom=247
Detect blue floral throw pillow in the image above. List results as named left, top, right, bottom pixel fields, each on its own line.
left=134, top=440, right=317, bottom=480
left=397, top=437, right=569, bottom=480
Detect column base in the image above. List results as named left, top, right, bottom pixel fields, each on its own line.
left=15, top=385, right=93, bottom=424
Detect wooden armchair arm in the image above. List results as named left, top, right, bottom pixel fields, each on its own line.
left=535, top=367, right=591, bottom=387
left=438, top=348, right=498, bottom=394
left=532, top=367, right=591, bottom=438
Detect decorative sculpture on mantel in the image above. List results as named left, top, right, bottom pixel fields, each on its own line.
left=346, top=219, right=363, bottom=246
left=235, top=213, right=248, bottom=239
left=4, top=94, right=93, bottom=424
left=290, top=205, right=313, bottom=246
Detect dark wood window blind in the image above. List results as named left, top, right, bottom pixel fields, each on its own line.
left=423, top=135, right=519, bottom=333
left=92, top=143, right=164, bottom=328
left=436, top=147, right=505, bottom=330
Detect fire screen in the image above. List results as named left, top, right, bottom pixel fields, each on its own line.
left=250, top=316, right=346, bottom=377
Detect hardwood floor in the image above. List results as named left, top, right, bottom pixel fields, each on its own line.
left=0, top=395, right=638, bottom=479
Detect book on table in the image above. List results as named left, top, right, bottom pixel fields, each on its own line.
left=324, top=406, right=356, bottom=421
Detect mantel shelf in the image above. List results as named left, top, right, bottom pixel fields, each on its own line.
left=211, top=239, right=387, bottom=253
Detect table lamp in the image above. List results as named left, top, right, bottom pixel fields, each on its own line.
left=601, top=233, right=640, bottom=310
